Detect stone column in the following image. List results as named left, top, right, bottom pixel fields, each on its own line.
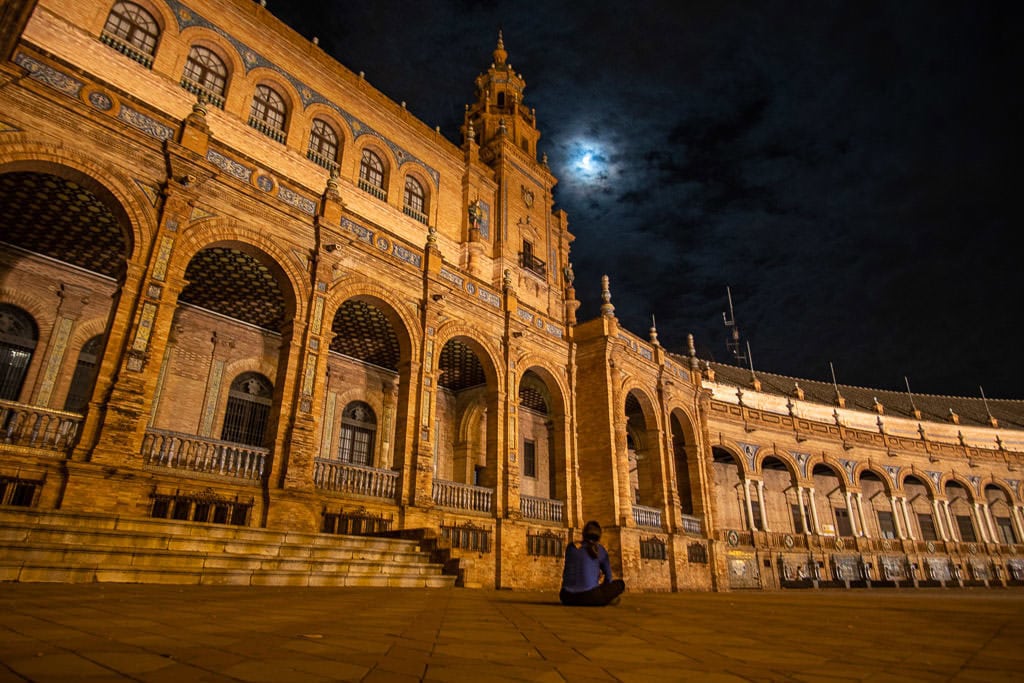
left=756, top=479, right=769, bottom=532
left=983, top=503, right=1000, bottom=544
left=856, top=492, right=870, bottom=538
left=932, top=498, right=948, bottom=541
left=1011, top=506, right=1024, bottom=544
left=797, top=486, right=810, bottom=534
left=890, top=495, right=905, bottom=539
left=971, top=503, right=989, bottom=543
left=901, top=497, right=915, bottom=541
left=943, top=500, right=959, bottom=542
left=808, top=487, right=821, bottom=535
left=844, top=491, right=858, bottom=537
left=743, top=479, right=756, bottom=531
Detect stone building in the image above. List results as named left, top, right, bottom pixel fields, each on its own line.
left=1, top=0, right=1022, bottom=591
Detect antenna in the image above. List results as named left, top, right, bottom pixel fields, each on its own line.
left=722, top=286, right=747, bottom=366
left=980, top=385, right=998, bottom=427
left=904, top=376, right=920, bottom=417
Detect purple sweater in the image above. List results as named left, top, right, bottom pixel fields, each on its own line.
left=561, top=542, right=612, bottom=593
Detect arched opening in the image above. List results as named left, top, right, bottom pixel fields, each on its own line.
left=903, top=474, right=935, bottom=541
left=624, top=390, right=662, bottom=511
left=0, top=169, right=130, bottom=417
left=856, top=469, right=890, bottom=538
left=146, top=243, right=293, bottom=481
left=810, top=463, right=848, bottom=537
left=337, top=401, right=376, bottom=465
left=181, top=44, right=228, bottom=107
left=435, top=336, right=498, bottom=513
left=220, top=372, right=273, bottom=447
left=517, top=368, right=567, bottom=523
left=711, top=447, right=745, bottom=531
left=101, top=1, right=160, bottom=67
left=945, top=480, right=975, bottom=542
left=760, top=456, right=797, bottom=533
left=358, top=149, right=387, bottom=200
left=248, top=84, right=288, bottom=142
left=402, top=175, right=427, bottom=223
left=985, top=484, right=1017, bottom=545
left=307, top=118, right=340, bottom=171
left=669, top=409, right=699, bottom=516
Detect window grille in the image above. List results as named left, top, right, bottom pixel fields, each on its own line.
left=322, top=508, right=393, bottom=535
left=358, top=149, right=386, bottom=199
left=150, top=490, right=252, bottom=526
left=0, top=475, right=43, bottom=507
left=640, top=536, right=667, bottom=561
left=220, top=372, right=273, bottom=447
left=248, top=84, right=287, bottom=142
left=338, top=401, right=376, bottom=466
left=440, top=523, right=491, bottom=552
left=687, top=542, right=708, bottom=564
left=0, top=304, right=37, bottom=401
left=307, top=119, right=339, bottom=170
left=403, top=176, right=427, bottom=223
left=526, top=531, right=563, bottom=557
left=519, top=240, right=547, bottom=277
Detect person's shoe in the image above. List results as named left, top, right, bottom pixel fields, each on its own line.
left=609, top=596, right=621, bottom=606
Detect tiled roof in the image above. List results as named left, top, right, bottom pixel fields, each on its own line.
left=695, top=359, right=1024, bottom=430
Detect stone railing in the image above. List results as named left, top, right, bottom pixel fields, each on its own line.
left=432, top=479, right=492, bottom=513
left=632, top=504, right=662, bottom=529
left=247, top=116, right=286, bottom=144
left=520, top=495, right=564, bottom=523
left=680, top=513, right=703, bottom=535
left=99, top=31, right=154, bottom=68
left=141, top=429, right=265, bottom=481
left=0, top=399, right=81, bottom=454
left=403, top=205, right=428, bottom=224
left=179, top=78, right=224, bottom=109
left=313, top=459, right=398, bottom=499
left=306, top=148, right=338, bottom=172
left=358, top=177, right=387, bottom=201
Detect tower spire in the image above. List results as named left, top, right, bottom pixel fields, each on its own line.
left=493, top=30, right=507, bottom=65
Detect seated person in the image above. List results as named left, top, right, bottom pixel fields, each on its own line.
left=560, top=520, right=625, bottom=606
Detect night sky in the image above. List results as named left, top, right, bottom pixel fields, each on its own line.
left=269, top=1, right=1022, bottom=399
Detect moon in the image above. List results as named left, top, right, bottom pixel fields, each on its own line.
left=567, top=139, right=609, bottom=183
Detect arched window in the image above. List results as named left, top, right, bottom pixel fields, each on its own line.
left=181, top=45, right=227, bottom=107
left=248, top=84, right=287, bottom=142
left=307, top=118, right=339, bottom=170
left=101, top=1, right=160, bottom=66
left=64, top=335, right=103, bottom=414
left=338, top=401, right=376, bottom=466
left=0, top=304, right=38, bottom=401
left=402, top=176, right=427, bottom=223
left=220, top=372, right=273, bottom=447
left=358, top=149, right=387, bottom=200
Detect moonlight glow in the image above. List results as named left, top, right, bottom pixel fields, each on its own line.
left=567, top=139, right=610, bottom=184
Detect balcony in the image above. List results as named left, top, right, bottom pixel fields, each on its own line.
left=0, top=399, right=81, bottom=455
left=99, top=32, right=154, bottom=68
left=313, top=459, right=398, bottom=500
left=680, top=513, right=703, bottom=535
left=632, top=504, right=662, bottom=529
left=247, top=116, right=286, bottom=144
left=520, top=495, right=564, bottom=523
left=306, top=148, right=338, bottom=173
left=403, top=205, right=428, bottom=225
left=519, top=251, right=547, bottom=278
left=432, top=479, right=492, bottom=513
left=141, top=429, right=265, bottom=482
left=358, top=177, right=387, bottom=201
left=179, top=78, right=224, bottom=109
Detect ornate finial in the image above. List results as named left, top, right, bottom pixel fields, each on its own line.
left=948, top=408, right=960, bottom=425
left=793, top=382, right=804, bottom=400
left=541, top=153, right=549, bottom=168
left=649, top=314, right=659, bottom=347
left=503, top=268, right=513, bottom=291
left=493, top=30, right=507, bottom=65
left=426, top=225, right=438, bottom=247
left=600, top=274, right=615, bottom=317
left=466, top=117, right=476, bottom=143
left=872, top=396, right=884, bottom=415
left=498, top=118, right=507, bottom=135
left=687, top=333, right=696, bottom=356
left=192, top=93, right=208, bottom=117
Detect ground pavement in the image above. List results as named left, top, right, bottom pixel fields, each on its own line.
left=0, top=584, right=1022, bottom=682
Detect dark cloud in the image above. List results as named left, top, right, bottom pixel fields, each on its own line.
left=272, top=0, right=1023, bottom=398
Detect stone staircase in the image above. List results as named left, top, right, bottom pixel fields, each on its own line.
left=0, top=508, right=456, bottom=588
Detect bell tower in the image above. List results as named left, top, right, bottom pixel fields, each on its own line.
left=464, top=32, right=541, bottom=160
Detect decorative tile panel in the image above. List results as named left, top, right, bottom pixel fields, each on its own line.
left=207, top=149, right=252, bottom=182
left=737, top=442, right=759, bottom=471
left=117, top=105, right=174, bottom=140
left=36, top=317, right=73, bottom=406
left=439, top=268, right=464, bottom=288
left=199, top=359, right=224, bottom=436
left=15, top=53, right=83, bottom=97
left=478, top=288, right=500, bottom=307
left=151, top=236, right=174, bottom=282
left=341, top=217, right=373, bottom=244
left=392, top=243, right=422, bottom=268
left=132, top=302, right=158, bottom=351
left=277, top=185, right=316, bottom=215
left=791, top=451, right=810, bottom=478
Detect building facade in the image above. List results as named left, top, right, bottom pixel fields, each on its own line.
left=1, top=0, right=1022, bottom=591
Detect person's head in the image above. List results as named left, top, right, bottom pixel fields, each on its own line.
left=582, top=520, right=602, bottom=543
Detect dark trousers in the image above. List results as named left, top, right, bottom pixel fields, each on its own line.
left=559, top=579, right=625, bottom=607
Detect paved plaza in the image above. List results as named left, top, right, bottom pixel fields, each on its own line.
left=0, top=585, right=1022, bottom=682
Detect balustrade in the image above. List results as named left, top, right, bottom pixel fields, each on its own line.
left=313, top=459, right=398, bottom=499
left=680, top=513, right=702, bottom=535
left=432, top=479, right=493, bottom=513
left=632, top=504, right=662, bottom=529
left=520, top=495, right=564, bottom=522
left=141, top=428, right=265, bottom=481
left=0, top=399, right=81, bottom=454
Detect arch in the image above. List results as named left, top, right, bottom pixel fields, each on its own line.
left=306, top=115, right=343, bottom=170
left=176, top=30, right=239, bottom=106
left=899, top=472, right=937, bottom=499
left=940, top=473, right=980, bottom=503
left=622, top=385, right=660, bottom=433
left=336, top=400, right=377, bottom=466
left=171, top=220, right=306, bottom=323
left=101, top=1, right=162, bottom=60
left=248, top=82, right=290, bottom=137
left=433, top=321, right=503, bottom=387
left=810, top=457, right=851, bottom=488
left=219, top=371, right=273, bottom=447
left=358, top=146, right=389, bottom=196
left=755, top=450, right=800, bottom=480
left=511, top=355, right=569, bottom=416
left=0, top=304, right=39, bottom=401
left=669, top=406, right=700, bottom=516
left=353, top=140, right=399, bottom=185
left=981, top=478, right=1017, bottom=503
left=324, top=279, right=420, bottom=365
left=62, top=334, right=104, bottom=413
left=712, top=444, right=748, bottom=477
left=401, top=170, right=430, bottom=220
left=0, top=149, right=157, bottom=262
left=855, top=466, right=894, bottom=496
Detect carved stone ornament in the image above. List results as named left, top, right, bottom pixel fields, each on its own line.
left=521, top=184, right=534, bottom=208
